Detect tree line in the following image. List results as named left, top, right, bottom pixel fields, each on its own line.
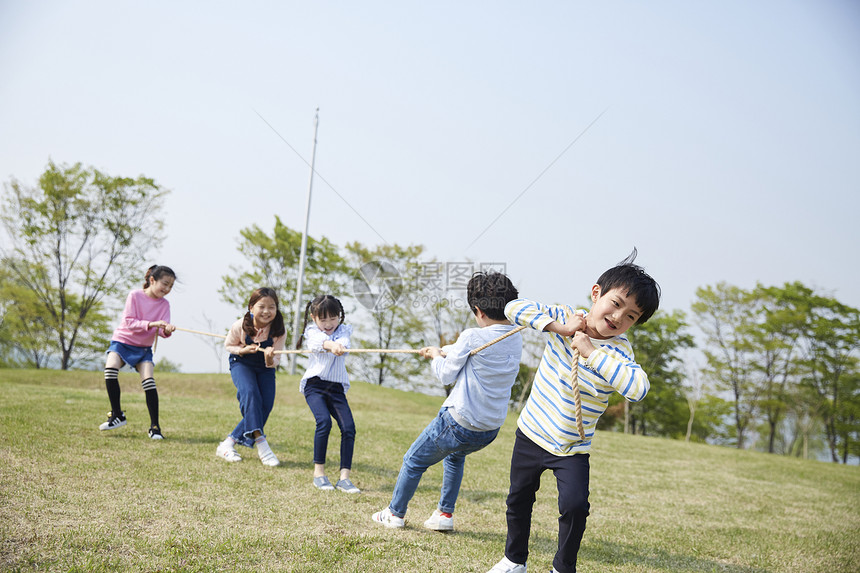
left=2, top=162, right=857, bottom=463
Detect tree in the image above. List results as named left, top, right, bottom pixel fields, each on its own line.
left=219, top=216, right=350, bottom=345
left=345, top=242, right=427, bottom=387
left=683, top=362, right=704, bottom=442
left=751, top=283, right=808, bottom=453
left=625, top=310, right=695, bottom=437
left=0, top=264, right=54, bottom=367
left=415, top=261, right=476, bottom=396
left=197, top=312, right=227, bottom=373
left=154, top=357, right=182, bottom=373
left=0, top=161, right=167, bottom=369
left=798, top=294, right=860, bottom=463
left=692, top=283, right=760, bottom=448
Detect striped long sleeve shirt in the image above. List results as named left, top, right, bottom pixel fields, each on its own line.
left=299, top=323, right=352, bottom=394
left=505, top=298, right=650, bottom=456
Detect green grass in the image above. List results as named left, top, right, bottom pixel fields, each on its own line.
left=1, top=369, right=858, bottom=573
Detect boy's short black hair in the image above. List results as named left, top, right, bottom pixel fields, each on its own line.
left=596, top=248, right=660, bottom=324
left=467, top=272, right=519, bottom=321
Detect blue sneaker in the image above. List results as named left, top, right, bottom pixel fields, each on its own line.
left=335, top=478, right=360, bottom=494
left=313, top=476, right=334, bottom=490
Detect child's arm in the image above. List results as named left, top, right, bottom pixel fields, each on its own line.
left=323, top=340, right=346, bottom=356
left=149, top=310, right=175, bottom=338
left=150, top=321, right=175, bottom=336
left=582, top=337, right=650, bottom=401
left=304, top=324, right=351, bottom=355
left=303, top=325, right=327, bottom=352
left=121, top=292, right=174, bottom=337
left=224, top=322, right=253, bottom=355
left=323, top=324, right=351, bottom=356
left=119, top=292, right=152, bottom=334
left=425, top=331, right=475, bottom=386
left=505, top=298, right=585, bottom=337
left=265, top=332, right=288, bottom=368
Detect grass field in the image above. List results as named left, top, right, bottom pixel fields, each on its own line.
left=1, top=369, right=858, bottom=573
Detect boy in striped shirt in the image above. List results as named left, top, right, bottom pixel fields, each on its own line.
left=487, top=251, right=660, bottom=573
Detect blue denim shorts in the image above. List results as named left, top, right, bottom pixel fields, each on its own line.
left=107, top=340, right=153, bottom=368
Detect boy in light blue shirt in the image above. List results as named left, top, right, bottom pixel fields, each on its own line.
left=372, top=272, right=523, bottom=531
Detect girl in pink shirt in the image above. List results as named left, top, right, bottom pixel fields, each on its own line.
left=98, top=265, right=176, bottom=439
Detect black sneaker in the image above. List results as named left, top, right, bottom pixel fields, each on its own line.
left=98, top=411, right=127, bottom=431
left=148, top=426, right=164, bottom=440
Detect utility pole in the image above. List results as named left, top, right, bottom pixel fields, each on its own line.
left=289, top=108, right=319, bottom=374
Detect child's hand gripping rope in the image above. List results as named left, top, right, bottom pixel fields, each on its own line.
left=564, top=310, right=587, bottom=441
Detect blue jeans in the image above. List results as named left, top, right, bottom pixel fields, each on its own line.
left=304, top=378, right=356, bottom=469
left=389, top=408, right=499, bottom=518
left=229, top=358, right=276, bottom=447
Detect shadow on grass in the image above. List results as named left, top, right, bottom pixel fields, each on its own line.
left=452, top=529, right=771, bottom=573
left=583, top=538, right=771, bottom=572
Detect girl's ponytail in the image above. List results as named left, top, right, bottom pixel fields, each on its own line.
left=143, top=265, right=158, bottom=288
left=242, top=309, right=256, bottom=339
left=295, top=300, right=314, bottom=349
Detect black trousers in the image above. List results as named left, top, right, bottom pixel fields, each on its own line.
left=504, top=428, right=590, bottom=573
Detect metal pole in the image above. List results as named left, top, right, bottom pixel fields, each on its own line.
left=289, top=108, right=319, bottom=374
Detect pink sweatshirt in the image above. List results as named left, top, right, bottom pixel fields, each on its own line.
left=224, top=319, right=287, bottom=368
left=111, top=289, right=172, bottom=348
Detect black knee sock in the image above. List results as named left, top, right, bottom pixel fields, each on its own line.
left=142, top=378, right=159, bottom=427
left=104, top=368, right=121, bottom=414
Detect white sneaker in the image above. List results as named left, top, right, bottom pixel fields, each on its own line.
left=371, top=507, right=405, bottom=529
left=216, top=440, right=242, bottom=462
left=256, top=440, right=280, bottom=467
left=423, top=508, right=454, bottom=531
left=487, top=556, right=527, bottom=573
left=98, top=411, right=126, bottom=431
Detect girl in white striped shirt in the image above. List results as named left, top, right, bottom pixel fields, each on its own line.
left=297, top=295, right=360, bottom=494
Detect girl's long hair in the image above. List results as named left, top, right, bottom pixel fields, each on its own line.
left=242, top=287, right=286, bottom=339
left=295, top=294, right=345, bottom=349
left=143, top=265, right=176, bottom=289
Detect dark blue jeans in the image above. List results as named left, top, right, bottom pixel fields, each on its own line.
left=228, top=358, right=276, bottom=447
left=505, top=428, right=590, bottom=573
left=304, top=377, right=356, bottom=469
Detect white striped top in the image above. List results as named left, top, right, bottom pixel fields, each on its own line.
left=299, top=323, right=352, bottom=394
left=506, top=298, right=650, bottom=456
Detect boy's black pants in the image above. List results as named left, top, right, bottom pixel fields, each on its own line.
left=504, top=428, right=590, bottom=573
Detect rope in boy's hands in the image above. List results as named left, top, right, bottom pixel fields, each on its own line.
left=419, top=346, right=445, bottom=359
left=564, top=310, right=587, bottom=442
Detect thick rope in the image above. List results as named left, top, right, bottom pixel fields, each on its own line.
left=565, top=309, right=586, bottom=441
left=174, top=326, right=227, bottom=339
left=175, top=323, right=524, bottom=356
left=570, top=347, right=586, bottom=441
left=274, top=348, right=420, bottom=355
left=469, top=324, right=526, bottom=356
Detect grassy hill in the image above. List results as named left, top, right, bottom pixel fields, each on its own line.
left=0, top=369, right=857, bottom=572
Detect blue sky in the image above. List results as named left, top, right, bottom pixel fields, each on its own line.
left=1, top=1, right=859, bottom=372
